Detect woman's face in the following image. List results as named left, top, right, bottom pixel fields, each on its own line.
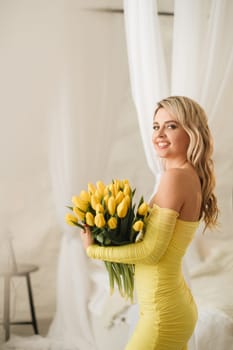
left=152, top=107, right=190, bottom=164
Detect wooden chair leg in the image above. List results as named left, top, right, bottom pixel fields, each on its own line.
left=3, top=275, right=10, bottom=341
left=26, top=274, right=39, bottom=334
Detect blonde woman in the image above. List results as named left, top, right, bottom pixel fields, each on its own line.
left=81, top=96, right=219, bottom=350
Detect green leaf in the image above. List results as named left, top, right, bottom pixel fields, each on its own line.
left=138, top=196, right=144, bottom=208
left=112, top=263, right=123, bottom=296
left=66, top=206, right=73, bottom=211
left=104, top=237, right=112, bottom=245
left=96, top=234, right=104, bottom=244
left=129, top=228, right=137, bottom=242
left=72, top=221, right=85, bottom=229
left=131, top=188, right=136, bottom=198
left=104, top=261, right=114, bottom=295
left=118, top=206, right=135, bottom=241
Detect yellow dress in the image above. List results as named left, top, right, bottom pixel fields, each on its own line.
left=86, top=204, right=199, bottom=350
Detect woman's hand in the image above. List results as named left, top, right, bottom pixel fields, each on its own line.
left=80, top=225, right=94, bottom=249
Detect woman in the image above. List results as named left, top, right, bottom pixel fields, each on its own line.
left=81, top=96, right=219, bottom=350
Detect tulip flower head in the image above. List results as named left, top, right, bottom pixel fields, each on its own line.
left=96, top=203, right=104, bottom=214
left=108, top=196, right=116, bottom=216
left=96, top=181, right=105, bottom=196
left=65, top=213, right=78, bottom=226
left=94, top=213, right=106, bottom=228
left=73, top=207, right=85, bottom=221
left=86, top=212, right=94, bottom=226
left=91, top=194, right=100, bottom=211
left=133, top=220, right=144, bottom=232
left=80, top=190, right=91, bottom=203
left=115, top=191, right=124, bottom=205
left=117, top=198, right=128, bottom=218
left=137, top=202, right=149, bottom=216
left=88, top=183, right=96, bottom=195
left=107, top=217, right=117, bottom=230
left=123, top=183, right=131, bottom=196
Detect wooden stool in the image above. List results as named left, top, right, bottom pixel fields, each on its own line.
left=0, top=264, right=39, bottom=341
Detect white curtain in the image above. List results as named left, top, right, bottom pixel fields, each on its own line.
left=123, top=0, right=233, bottom=349
left=123, top=0, right=167, bottom=188
left=47, top=8, right=134, bottom=350
left=46, top=77, right=96, bottom=349
left=171, top=0, right=233, bottom=241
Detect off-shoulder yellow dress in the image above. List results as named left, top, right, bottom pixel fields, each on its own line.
left=87, top=204, right=199, bottom=350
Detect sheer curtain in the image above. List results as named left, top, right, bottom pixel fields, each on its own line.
left=47, top=9, right=131, bottom=349
left=123, top=0, right=167, bottom=189
left=123, top=0, right=233, bottom=349
left=172, top=0, right=233, bottom=243
left=47, top=76, right=96, bottom=350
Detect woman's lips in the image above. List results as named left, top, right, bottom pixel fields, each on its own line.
left=156, top=142, right=170, bottom=149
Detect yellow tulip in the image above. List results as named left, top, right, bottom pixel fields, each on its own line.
left=73, top=207, right=85, bottom=221
left=94, top=213, right=106, bottom=228
left=124, top=194, right=131, bottom=208
left=96, top=203, right=104, bottom=213
left=108, top=183, right=117, bottom=197
left=95, top=190, right=102, bottom=201
left=123, top=179, right=129, bottom=185
left=86, top=212, right=94, bottom=226
left=65, top=213, right=78, bottom=226
left=117, top=198, right=128, bottom=218
left=88, top=182, right=96, bottom=195
left=103, top=194, right=109, bottom=205
left=114, top=183, right=119, bottom=195
left=104, top=186, right=110, bottom=195
left=115, top=191, right=124, bottom=205
left=113, top=179, right=121, bottom=191
left=72, top=196, right=88, bottom=212
left=96, top=181, right=105, bottom=195
left=71, top=196, right=79, bottom=206
left=80, top=190, right=91, bottom=203
left=118, top=180, right=124, bottom=190
left=133, top=220, right=144, bottom=232
left=107, top=217, right=117, bottom=229
left=137, top=202, right=149, bottom=216
left=108, top=196, right=116, bottom=215
left=123, top=183, right=131, bottom=196
left=91, top=194, right=100, bottom=210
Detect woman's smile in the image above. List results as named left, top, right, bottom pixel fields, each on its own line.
left=156, top=141, right=170, bottom=149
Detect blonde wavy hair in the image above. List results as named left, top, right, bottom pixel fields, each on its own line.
left=155, top=96, right=219, bottom=230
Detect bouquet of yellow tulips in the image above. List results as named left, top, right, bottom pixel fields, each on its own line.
left=65, top=179, right=149, bottom=301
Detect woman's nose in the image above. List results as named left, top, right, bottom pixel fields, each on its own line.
left=157, top=126, right=166, bottom=137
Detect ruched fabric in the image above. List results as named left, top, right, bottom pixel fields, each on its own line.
left=87, top=204, right=199, bottom=350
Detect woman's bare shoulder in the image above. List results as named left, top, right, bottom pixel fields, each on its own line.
left=150, top=168, right=200, bottom=213
left=159, top=168, right=194, bottom=191
left=161, top=167, right=190, bottom=182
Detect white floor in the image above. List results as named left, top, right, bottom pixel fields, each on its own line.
left=0, top=314, right=131, bottom=350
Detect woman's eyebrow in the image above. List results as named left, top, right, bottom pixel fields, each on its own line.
left=153, top=120, right=178, bottom=124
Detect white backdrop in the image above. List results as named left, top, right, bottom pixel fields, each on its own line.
left=1, top=0, right=233, bottom=349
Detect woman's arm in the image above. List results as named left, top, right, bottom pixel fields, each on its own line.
left=85, top=207, right=178, bottom=264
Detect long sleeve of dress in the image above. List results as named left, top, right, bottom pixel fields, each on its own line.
left=86, top=206, right=179, bottom=265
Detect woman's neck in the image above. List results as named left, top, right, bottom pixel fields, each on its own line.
left=164, top=158, right=188, bottom=170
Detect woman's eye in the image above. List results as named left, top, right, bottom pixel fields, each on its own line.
left=167, top=124, right=177, bottom=129
left=153, top=125, right=159, bottom=130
